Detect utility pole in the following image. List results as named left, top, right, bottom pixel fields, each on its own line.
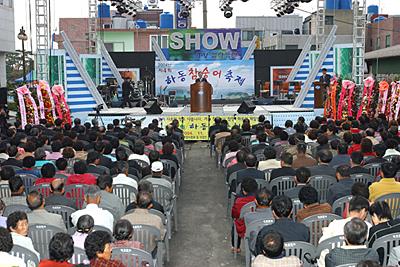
left=203, top=0, right=207, bottom=29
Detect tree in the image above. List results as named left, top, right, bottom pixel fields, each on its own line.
left=6, top=52, right=34, bottom=83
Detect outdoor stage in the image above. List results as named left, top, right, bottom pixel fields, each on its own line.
left=73, top=104, right=323, bottom=141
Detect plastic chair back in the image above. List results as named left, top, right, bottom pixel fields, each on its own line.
left=29, top=224, right=64, bottom=259
left=371, top=233, right=400, bottom=266
left=69, top=246, right=89, bottom=265
left=0, top=183, right=11, bottom=198
left=284, top=241, right=316, bottom=267
left=10, top=244, right=40, bottom=267
left=350, top=173, right=374, bottom=185
left=291, top=198, right=304, bottom=221
left=113, top=183, right=138, bottom=208
left=19, top=174, right=38, bottom=194
left=376, top=193, right=400, bottom=219
left=30, top=183, right=51, bottom=198
left=316, top=235, right=346, bottom=257
left=112, top=247, right=154, bottom=267
left=45, top=205, right=76, bottom=232
left=3, top=204, right=31, bottom=217
left=302, top=213, right=342, bottom=247
left=131, top=224, right=161, bottom=255
left=332, top=195, right=353, bottom=216
left=364, top=163, right=382, bottom=178
left=160, top=159, right=178, bottom=179
left=64, top=184, right=87, bottom=209
left=268, top=176, right=295, bottom=196
left=309, top=175, right=336, bottom=203
left=152, top=184, right=174, bottom=211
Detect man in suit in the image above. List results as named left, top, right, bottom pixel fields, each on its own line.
left=329, top=142, right=351, bottom=168
left=26, top=190, right=67, bottom=232
left=93, top=141, right=113, bottom=169
left=255, top=195, right=309, bottom=255
left=296, top=186, right=332, bottom=222
left=195, top=71, right=208, bottom=83
left=232, top=153, right=266, bottom=194
left=96, top=174, right=125, bottom=221
left=1, top=146, right=22, bottom=167
left=120, top=77, right=133, bottom=108
left=327, top=165, right=354, bottom=205
left=45, top=179, right=77, bottom=209
left=250, top=133, right=269, bottom=154
left=226, top=150, right=247, bottom=182
left=86, top=151, right=109, bottom=175
left=285, top=167, right=311, bottom=200
left=325, top=219, right=378, bottom=267
left=309, top=149, right=336, bottom=178
left=319, top=68, right=331, bottom=103
left=349, top=151, right=369, bottom=175
left=270, top=152, right=296, bottom=181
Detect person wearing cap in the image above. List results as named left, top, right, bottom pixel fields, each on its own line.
left=143, top=161, right=173, bottom=190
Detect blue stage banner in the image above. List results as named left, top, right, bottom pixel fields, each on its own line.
left=155, top=60, right=254, bottom=100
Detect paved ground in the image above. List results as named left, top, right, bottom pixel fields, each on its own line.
left=167, top=142, right=244, bottom=267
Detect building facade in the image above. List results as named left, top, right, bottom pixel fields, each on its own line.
left=0, top=0, right=15, bottom=87
left=366, top=16, right=400, bottom=52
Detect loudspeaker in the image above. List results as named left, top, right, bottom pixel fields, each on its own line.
left=237, top=100, right=256, bottom=114
left=144, top=101, right=163, bottom=114
left=0, top=88, right=7, bottom=105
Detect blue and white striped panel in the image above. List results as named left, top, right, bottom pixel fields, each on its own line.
left=65, top=53, right=97, bottom=113
left=102, top=57, right=122, bottom=97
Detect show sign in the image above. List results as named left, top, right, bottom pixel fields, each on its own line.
left=167, top=29, right=242, bottom=61
left=155, top=60, right=254, bottom=100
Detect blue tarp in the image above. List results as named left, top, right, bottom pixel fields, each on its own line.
left=15, top=71, right=35, bottom=83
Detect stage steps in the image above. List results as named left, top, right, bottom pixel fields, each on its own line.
left=99, top=40, right=123, bottom=97
left=61, top=31, right=107, bottom=113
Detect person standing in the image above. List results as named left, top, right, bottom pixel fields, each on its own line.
left=319, top=68, right=331, bottom=103
left=121, top=77, right=133, bottom=108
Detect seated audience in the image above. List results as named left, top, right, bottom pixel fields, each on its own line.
left=46, top=140, right=63, bottom=160
left=160, top=142, right=180, bottom=178
left=257, top=146, right=280, bottom=171
left=309, top=149, right=336, bottom=177
left=84, top=231, right=126, bottom=267
left=128, top=142, right=150, bottom=164
left=348, top=133, right=362, bottom=155
left=144, top=161, right=173, bottom=190
left=1, top=145, right=22, bottom=167
left=71, top=215, right=94, bottom=250
left=223, top=140, right=240, bottom=167
left=227, top=150, right=247, bottom=179
left=329, top=142, right=350, bottom=167
left=255, top=195, right=309, bottom=255
left=269, top=152, right=296, bottom=181
left=125, top=180, right=164, bottom=214
left=349, top=151, right=369, bottom=175
left=292, top=143, right=317, bottom=168
left=0, top=200, right=5, bottom=227
left=367, top=201, right=400, bottom=247
left=0, top=227, right=26, bottom=267
left=327, top=165, right=354, bottom=205
left=26, top=190, right=67, bottom=232
left=17, top=156, right=41, bottom=177
left=112, top=161, right=138, bottom=190
left=93, top=141, right=113, bottom=169
left=45, top=179, right=77, bottom=209
left=38, top=233, right=74, bottom=267
left=2, top=176, right=27, bottom=206
left=231, top=178, right=258, bottom=253
left=285, top=167, right=311, bottom=199
left=97, top=174, right=125, bottom=221
left=71, top=185, right=114, bottom=232
left=253, top=230, right=302, bottom=267
left=34, top=148, right=52, bottom=168
left=86, top=151, right=109, bottom=175
left=7, top=211, right=40, bottom=258
left=369, top=162, right=400, bottom=201
left=0, top=165, right=14, bottom=185
left=35, top=163, right=56, bottom=185
left=66, top=161, right=96, bottom=186
left=251, top=133, right=269, bottom=153
left=112, top=219, right=144, bottom=250
left=121, top=191, right=166, bottom=253
left=244, top=188, right=274, bottom=227
left=383, top=138, right=400, bottom=157
left=325, top=218, right=379, bottom=267
left=296, top=186, right=332, bottom=222
left=319, top=196, right=371, bottom=243
left=55, top=158, right=72, bottom=177
left=365, top=143, right=387, bottom=164
left=235, top=153, right=265, bottom=185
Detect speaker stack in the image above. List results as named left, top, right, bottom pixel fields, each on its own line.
left=144, top=101, right=163, bottom=114
left=237, top=100, right=256, bottom=114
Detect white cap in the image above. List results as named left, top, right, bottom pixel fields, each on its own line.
left=151, top=161, right=164, bottom=172
left=159, top=130, right=167, bottom=137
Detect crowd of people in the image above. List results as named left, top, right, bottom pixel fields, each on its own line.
left=0, top=116, right=184, bottom=266
left=209, top=114, right=400, bottom=267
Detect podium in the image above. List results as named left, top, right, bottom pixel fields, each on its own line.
left=313, top=82, right=325, bottom=108
left=190, top=81, right=213, bottom=112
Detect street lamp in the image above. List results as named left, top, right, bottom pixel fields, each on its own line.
left=17, top=27, right=28, bottom=84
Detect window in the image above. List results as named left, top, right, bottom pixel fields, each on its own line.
left=325, top=16, right=334, bottom=25
left=285, top=45, right=298, bottom=50
left=150, top=35, right=168, bottom=51
left=376, top=37, right=381, bottom=49
left=242, top=30, right=263, bottom=41
left=385, top=34, right=391, bottom=48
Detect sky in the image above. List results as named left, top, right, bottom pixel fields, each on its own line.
left=13, top=0, right=400, bottom=50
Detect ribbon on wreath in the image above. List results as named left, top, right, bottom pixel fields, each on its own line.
left=324, top=76, right=338, bottom=120
left=51, top=85, right=72, bottom=125
left=36, top=80, right=56, bottom=123
left=377, top=81, right=390, bottom=116
left=393, top=82, right=400, bottom=120
left=357, top=77, right=375, bottom=119
left=337, top=80, right=355, bottom=120
left=16, top=85, right=39, bottom=129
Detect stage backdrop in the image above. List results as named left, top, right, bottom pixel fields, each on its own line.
left=155, top=60, right=254, bottom=100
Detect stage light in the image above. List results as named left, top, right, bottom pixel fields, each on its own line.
left=179, top=6, right=190, bottom=18
left=224, top=6, right=233, bottom=18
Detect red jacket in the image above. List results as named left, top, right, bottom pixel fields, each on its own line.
left=232, top=195, right=255, bottom=238
left=66, top=173, right=97, bottom=186
left=39, top=260, right=73, bottom=267
left=35, top=178, right=55, bottom=185
left=348, top=144, right=361, bottom=155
